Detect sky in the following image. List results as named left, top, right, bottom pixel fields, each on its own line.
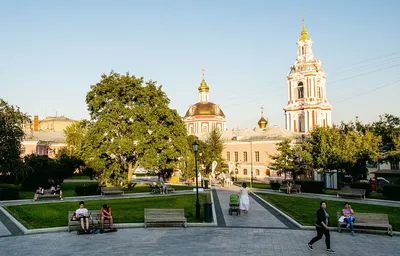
left=1, top=0, right=399, bottom=129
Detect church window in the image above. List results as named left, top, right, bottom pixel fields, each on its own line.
left=202, top=124, right=208, bottom=133
left=243, top=169, right=248, bottom=175
left=256, top=169, right=260, bottom=176
left=265, top=169, right=270, bottom=176
left=234, top=152, right=238, bottom=162
left=226, top=152, right=230, bottom=161
left=255, top=151, right=260, bottom=162
left=297, top=82, right=304, bottom=99
left=243, top=152, right=248, bottom=162
left=317, top=87, right=322, bottom=98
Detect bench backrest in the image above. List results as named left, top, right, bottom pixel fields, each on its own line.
left=337, top=212, right=389, bottom=224
left=68, top=210, right=101, bottom=219
left=293, top=185, right=301, bottom=189
left=101, top=187, right=122, bottom=192
left=340, top=188, right=365, bottom=194
left=144, top=208, right=185, bottom=217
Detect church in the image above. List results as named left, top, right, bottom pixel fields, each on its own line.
left=183, top=18, right=333, bottom=180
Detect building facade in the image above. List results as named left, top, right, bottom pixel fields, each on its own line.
left=284, top=18, right=332, bottom=133
left=183, top=72, right=226, bottom=137
left=21, top=131, right=66, bottom=158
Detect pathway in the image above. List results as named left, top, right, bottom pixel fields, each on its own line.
left=251, top=188, right=400, bottom=207
left=1, top=227, right=399, bottom=255
left=214, top=186, right=291, bottom=229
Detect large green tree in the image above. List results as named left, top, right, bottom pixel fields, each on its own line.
left=84, top=71, right=188, bottom=186
left=269, top=139, right=296, bottom=179
left=0, top=98, right=30, bottom=184
left=63, top=120, right=89, bottom=159
left=202, top=128, right=225, bottom=174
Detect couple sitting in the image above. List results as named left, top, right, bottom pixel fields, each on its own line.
left=72, top=201, right=114, bottom=233
left=340, top=202, right=356, bottom=235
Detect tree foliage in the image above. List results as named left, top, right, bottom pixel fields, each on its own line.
left=83, top=71, right=188, bottom=186
left=0, top=98, right=30, bottom=184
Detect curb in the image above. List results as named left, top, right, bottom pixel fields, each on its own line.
left=209, top=188, right=218, bottom=227
left=0, top=206, right=28, bottom=234
left=251, top=192, right=400, bottom=236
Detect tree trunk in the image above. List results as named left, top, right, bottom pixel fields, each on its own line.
left=127, top=161, right=139, bottom=185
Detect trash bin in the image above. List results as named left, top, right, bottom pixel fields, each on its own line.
left=204, top=180, right=209, bottom=189
left=204, top=202, right=213, bottom=223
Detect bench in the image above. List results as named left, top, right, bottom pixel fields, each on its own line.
left=279, top=184, right=301, bottom=193
left=337, top=188, right=366, bottom=199
left=144, top=208, right=187, bottom=228
left=337, top=212, right=393, bottom=236
left=68, top=210, right=96, bottom=232
left=101, top=187, right=124, bottom=196
left=33, top=189, right=63, bottom=201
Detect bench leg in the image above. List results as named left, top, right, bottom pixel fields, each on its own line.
left=183, top=222, right=187, bottom=228
left=388, top=228, right=393, bottom=237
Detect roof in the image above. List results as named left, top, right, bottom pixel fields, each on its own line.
left=222, top=126, right=298, bottom=142
left=184, top=102, right=225, bottom=118
left=40, top=116, right=76, bottom=122
left=24, top=131, right=66, bottom=143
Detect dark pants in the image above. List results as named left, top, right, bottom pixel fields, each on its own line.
left=309, top=226, right=330, bottom=249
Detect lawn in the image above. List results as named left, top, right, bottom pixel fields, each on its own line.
left=5, top=193, right=210, bottom=229
left=256, top=193, right=400, bottom=231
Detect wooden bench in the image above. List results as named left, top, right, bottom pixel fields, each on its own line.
left=68, top=210, right=97, bottom=232
left=33, top=189, right=62, bottom=201
left=279, top=184, right=301, bottom=193
left=337, top=188, right=366, bottom=199
left=144, top=208, right=187, bottom=228
left=337, top=212, right=393, bottom=236
left=101, top=187, right=124, bottom=196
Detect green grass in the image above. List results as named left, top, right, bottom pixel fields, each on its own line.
left=256, top=193, right=400, bottom=231
left=66, top=176, right=92, bottom=180
left=5, top=193, right=210, bottom=229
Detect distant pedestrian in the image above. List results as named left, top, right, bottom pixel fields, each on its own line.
left=238, top=182, right=249, bottom=213
left=307, top=201, right=335, bottom=254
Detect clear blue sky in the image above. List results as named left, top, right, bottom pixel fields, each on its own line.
left=1, top=0, right=399, bottom=129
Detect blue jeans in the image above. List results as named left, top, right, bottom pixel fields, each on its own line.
left=345, top=216, right=355, bottom=231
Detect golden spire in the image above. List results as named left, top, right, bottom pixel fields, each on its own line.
left=258, top=106, right=268, bottom=129
left=198, top=68, right=209, bottom=93
left=299, top=14, right=310, bottom=41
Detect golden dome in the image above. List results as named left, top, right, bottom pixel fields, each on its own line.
left=299, top=16, right=310, bottom=41
left=258, top=106, right=268, bottom=129
left=184, top=102, right=225, bottom=118
left=198, top=79, right=209, bottom=93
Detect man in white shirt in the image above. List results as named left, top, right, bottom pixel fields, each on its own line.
left=75, top=201, right=90, bottom=232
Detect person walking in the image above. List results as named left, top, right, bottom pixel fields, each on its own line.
left=307, top=201, right=335, bottom=254
left=238, top=182, right=250, bottom=213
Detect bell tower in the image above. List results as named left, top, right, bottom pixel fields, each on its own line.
left=284, top=17, right=332, bottom=133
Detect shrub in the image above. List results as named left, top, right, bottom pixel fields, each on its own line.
left=350, top=182, right=372, bottom=197
left=295, top=180, right=324, bottom=194
left=74, top=184, right=100, bottom=196
left=270, top=182, right=281, bottom=191
left=382, top=185, right=400, bottom=201
left=0, top=184, right=20, bottom=200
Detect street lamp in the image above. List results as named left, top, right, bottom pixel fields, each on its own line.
left=192, top=141, right=201, bottom=219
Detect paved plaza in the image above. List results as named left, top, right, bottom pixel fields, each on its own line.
left=0, top=186, right=399, bottom=255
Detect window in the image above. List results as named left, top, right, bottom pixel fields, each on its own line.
left=226, top=151, right=230, bottom=161
left=255, top=151, right=260, bottom=162
left=256, top=169, right=260, bottom=176
left=243, top=169, right=248, bottom=175
left=243, top=152, right=248, bottom=162
left=390, top=161, right=399, bottom=170
left=265, top=169, right=270, bottom=176
left=234, top=152, right=238, bottom=162
left=297, top=82, right=304, bottom=99
left=317, top=87, right=322, bottom=98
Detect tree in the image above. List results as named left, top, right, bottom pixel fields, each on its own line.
left=84, top=71, right=188, bottom=186
left=202, top=128, right=225, bottom=175
left=269, top=139, right=296, bottom=179
left=0, top=98, right=30, bottom=184
left=63, top=120, right=89, bottom=158
left=292, top=141, right=314, bottom=180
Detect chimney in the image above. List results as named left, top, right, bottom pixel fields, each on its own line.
left=33, top=115, right=39, bottom=131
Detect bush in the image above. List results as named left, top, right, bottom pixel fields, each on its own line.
left=74, top=184, right=100, bottom=196
left=0, top=184, right=20, bottom=200
left=270, top=182, right=281, bottom=191
left=295, top=180, right=324, bottom=194
left=382, top=185, right=400, bottom=201
left=350, top=182, right=372, bottom=197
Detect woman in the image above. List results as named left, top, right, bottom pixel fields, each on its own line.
left=307, top=201, right=335, bottom=254
left=342, top=202, right=355, bottom=235
left=238, top=182, right=249, bottom=213
left=286, top=181, right=293, bottom=194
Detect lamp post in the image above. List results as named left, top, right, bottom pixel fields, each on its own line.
left=192, top=141, right=201, bottom=219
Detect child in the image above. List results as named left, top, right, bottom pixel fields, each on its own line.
left=100, top=204, right=114, bottom=232
left=75, top=201, right=90, bottom=232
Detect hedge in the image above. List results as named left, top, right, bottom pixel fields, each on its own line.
left=0, top=184, right=20, bottom=200
left=74, top=184, right=100, bottom=196
left=270, top=182, right=281, bottom=191
left=382, top=185, right=400, bottom=201
left=294, top=180, right=324, bottom=194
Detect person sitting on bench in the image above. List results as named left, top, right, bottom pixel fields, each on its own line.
left=75, top=201, right=90, bottom=232
left=100, top=204, right=114, bottom=232
left=54, top=185, right=63, bottom=200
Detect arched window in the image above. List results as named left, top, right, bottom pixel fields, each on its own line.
left=265, top=169, right=270, bottom=176
left=317, top=87, right=322, bottom=98
left=256, top=169, right=260, bottom=176
left=297, top=82, right=304, bottom=99
left=243, top=169, right=248, bottom=175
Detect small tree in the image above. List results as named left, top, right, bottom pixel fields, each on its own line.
left=269, top=139, right=296, bottom=179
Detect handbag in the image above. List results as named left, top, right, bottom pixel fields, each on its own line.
left=338, top=216, right=345, bottom=222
